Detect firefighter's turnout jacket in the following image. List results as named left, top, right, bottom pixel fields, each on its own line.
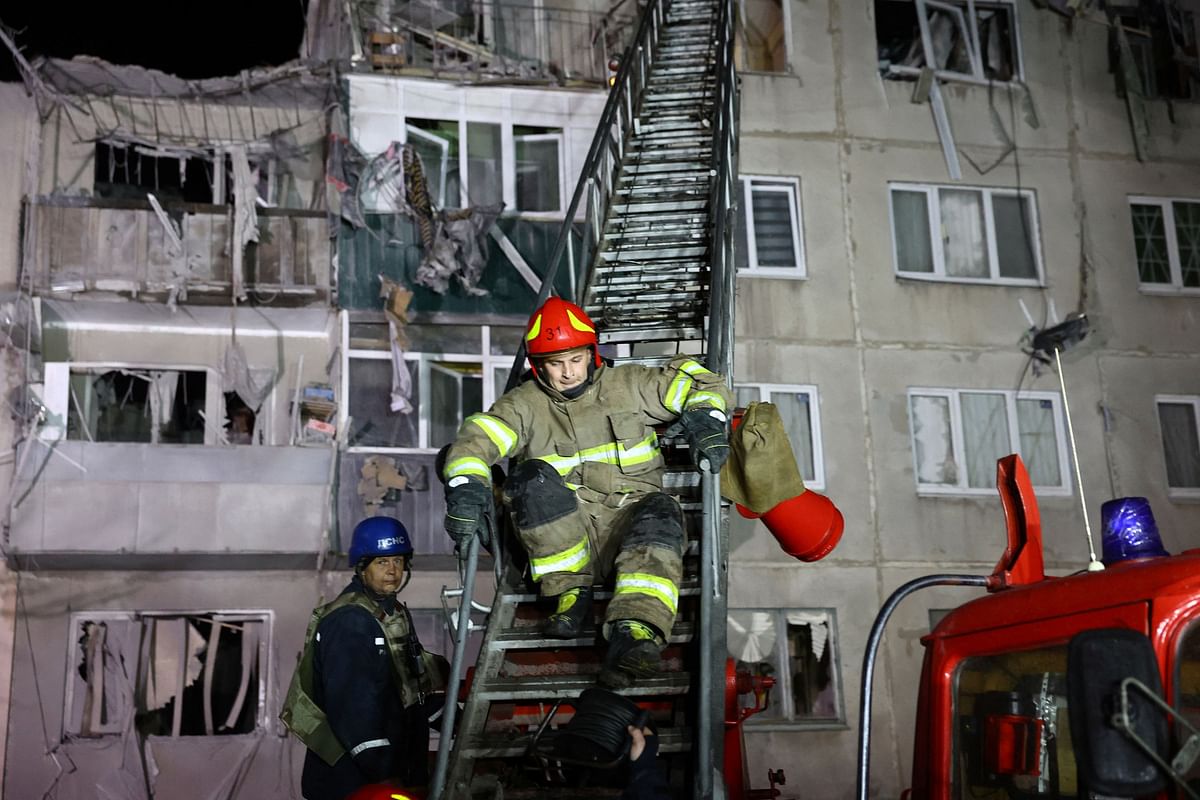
left=444, top=356, right=731, bottom=637
left=283, top=577, right=445, bottom=799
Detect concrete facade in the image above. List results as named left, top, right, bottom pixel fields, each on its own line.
left=730, top=0, right=1200, bottom=796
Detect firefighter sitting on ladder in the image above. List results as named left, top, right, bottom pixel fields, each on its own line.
left=441, top=297, right=732, bottom=688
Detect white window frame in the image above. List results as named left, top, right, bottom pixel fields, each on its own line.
left=512, top=130, right=565, bottom=216
left=728, top=607, right=845, bottom=729
left=42, top=362, right=226, bottom=445
left=907, top=387, right=1072, bottom=496
left=883, top=0, right=1025, bottom=86
left=889, top=183, right=1044, bottom=286
left=62, top=610, right=273, bottom=741
left=1155, top=394, right=1200, bottom=499
left=340, top=313, right=518, bottom=454
left=734, top=383, right=824, bottom=490
left=1129, top=196, right=1200, bottom=295
left=734, top=0, right=793, bottom=74
left=739, top=176, right=805, bottom=278
left=405, top=124, right=455, bottom=209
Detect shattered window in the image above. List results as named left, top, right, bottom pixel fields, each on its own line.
left=727, top=609, right=843, bottom=724
left=1157, top=397, right=1200, bottom=492
left=1131, top=198, right=1200, bottom=291
left=909, top=389, right=1068, bottom=494
left=890, top=183, right=1042, bottom=284
left=1110, top=6, right=1199, bottom=101
left=94, top=142, right=272, bottom=206
left=67, top=368, right=208, bottom=445
left=875, top=0, right=1021, bottom=83
left=735, top=383, right=823, bottom=489
left=407, top=118, right=462, bottom=209
left=736, top=0, right=788, bottom=72
left=65, top=613, right=268, bottom=739
left=347, top=356, right=420, bottom=449
left=737, top=177, right=805, bottom=275
left=514, top=126, right=563, bottom=213
left=429, top=361, right=484, bottom=450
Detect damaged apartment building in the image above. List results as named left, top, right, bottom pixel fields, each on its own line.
left=0, top=0, right=1197, bottom=795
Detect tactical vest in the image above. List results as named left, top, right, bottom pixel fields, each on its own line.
left=280, top=591, right=445, bottom=766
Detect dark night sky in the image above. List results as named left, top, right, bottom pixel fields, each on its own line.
left=0, top=1, right=310, bottom=83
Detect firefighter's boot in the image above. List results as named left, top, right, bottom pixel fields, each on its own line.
left=598, top=619, right=665, bottom=689
left=543, top=586, right=593, bottom=638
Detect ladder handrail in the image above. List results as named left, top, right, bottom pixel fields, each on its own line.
left=504, top=0, right=671, bottom=392
left=698, top=0, right=738, bottom=795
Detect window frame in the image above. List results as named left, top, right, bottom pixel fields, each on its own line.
left=734, top=383, right=825, bottom=490
left=340, top=313, right=518, bottom=455
left=1155, top=394, right=1200, bottom=499
left=728, top=607, right=846, bottom=729
left=1128, top=196, right=1200, bottom=295
left=881, top=0, right=1026, bottom=86
left=62, top=609, right=274, bottom=741
left=512, top=129, right=565, bottom=216
left=907, top=387, right=1072, bottom=496
left=889, top=182, right=1044, bottom=286
left=42, top=362, right=229, bottom=446
left=739, top=176, right=806, bottom=278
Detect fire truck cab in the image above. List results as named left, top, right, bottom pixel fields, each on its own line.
left=900, top=456, right=1200, bottom=799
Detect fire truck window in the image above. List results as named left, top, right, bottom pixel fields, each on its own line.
left=1175, top=619, right=1200, bottom=785
left=952, top=646, right=1080, bottom=798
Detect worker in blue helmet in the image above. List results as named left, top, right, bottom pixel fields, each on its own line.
left=282, top=517, right=449, bottom=800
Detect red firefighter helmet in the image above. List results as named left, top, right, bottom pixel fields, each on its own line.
left=524, top=297, right=602, bottom=367
left=344, top=785, right=426, bottom=800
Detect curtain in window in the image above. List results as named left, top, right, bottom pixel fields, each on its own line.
left=466, top=123, right=503, bottom=207
left=514, top=136, right=560, bottom=212
left=771, top=390, right=815, bottom=482
left=911, top=394, right=955, bottom=484
left=750, top=185, right=797, bottom=267
left=993, top=195, right=1038, bottom=279
left=727, top=610, right=778, bottom=663
left=892, top=190, right=934, bottom=273
left=1159, top=402, right=1200, bottom=488
left=939, top=189, right=988, bottom=278
left=1175, top=201, right=1200, bottom=288
left=147, top=371, right=180, bottom=445
left=960, top=393, right=1009, bottom=488
left=1131, top=204, right=1171, bottom=284
left=1016, top=398, right=1061, bottom=487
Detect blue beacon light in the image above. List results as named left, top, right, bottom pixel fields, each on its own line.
left=1100, top=497, right=1169, bottom=566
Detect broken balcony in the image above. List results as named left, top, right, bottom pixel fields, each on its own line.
left=356, top=0, right=621, bottom=84
left=23, top=196, right=331, bottom=305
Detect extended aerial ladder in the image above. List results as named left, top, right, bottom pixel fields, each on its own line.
left=432, top=0, right=739, bottom=793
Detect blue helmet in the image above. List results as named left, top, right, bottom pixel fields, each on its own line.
left=349, top=516, right=414, bottom=567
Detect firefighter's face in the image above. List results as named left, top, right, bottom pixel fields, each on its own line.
left=539, top=347, right=590, bottom=392
left=362, top=555, right=407, bottom=595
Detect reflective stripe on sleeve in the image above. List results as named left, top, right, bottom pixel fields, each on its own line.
left=349, top=738, right=391, bottom=756
left=614, top=573, right=679, bottom=615
left=467, top=414, right=518, bottom=458
left=445, top=456, right=491, bottom=480
left=684, top=391, right=728, bottom=412
left=529, top=536, right=590, bottom=580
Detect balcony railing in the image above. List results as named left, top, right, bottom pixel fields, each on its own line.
left=355, top=0, right=628, bottom=84
left=23, top=196, right=331, bottom=304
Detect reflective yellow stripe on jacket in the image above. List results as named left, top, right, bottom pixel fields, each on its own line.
left=466, top=414, right=518, bottom=458
left=614, top=572, right=679, bottom=615
left=445, top=456, right=490, bottom=480
left=531, top=433, right=659, bottom=477
left=529, top=535, right=590, bottom=580
left=663, top=360, right=728, bottom=414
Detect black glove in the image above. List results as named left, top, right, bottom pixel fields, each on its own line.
left=444, top=478, right=493, bottom=549
left=680, top=408, right=730, bottom=473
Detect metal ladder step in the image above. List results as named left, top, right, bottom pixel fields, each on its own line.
left=492, top=621, right=696, bottom=650
left=475, top=672, right=691, bottom=701
left=457, top=727, right=693, bottom=760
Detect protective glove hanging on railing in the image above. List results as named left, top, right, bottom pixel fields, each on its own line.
left=679, top=407, right=731, bottom=473
left=444, top=477, right=495, bottom=551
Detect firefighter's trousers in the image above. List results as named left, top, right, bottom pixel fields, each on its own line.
left=503, top=461, right=684, bottom=638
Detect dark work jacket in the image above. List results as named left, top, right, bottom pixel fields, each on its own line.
left=300, top=578, right=431, bottom=800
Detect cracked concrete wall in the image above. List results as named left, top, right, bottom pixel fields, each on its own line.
left=732, top=0, right=1200, bottom=796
